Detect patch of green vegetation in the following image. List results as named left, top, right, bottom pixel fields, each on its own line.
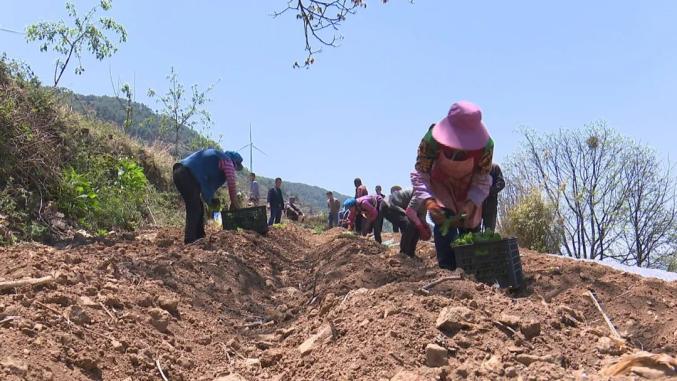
left=452, top=231, right=502, bottom=246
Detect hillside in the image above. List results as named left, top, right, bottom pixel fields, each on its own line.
left=0, top=59, right=182, bottom=244
left=0, top=225, right=675, bottom=380
left=66, top=92, right=350, bottom=211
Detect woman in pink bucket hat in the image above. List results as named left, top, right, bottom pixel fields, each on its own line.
left=408, top=101, right=494, bottom=270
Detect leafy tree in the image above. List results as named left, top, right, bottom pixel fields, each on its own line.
left=501, top=188, right=561, bottom=253
left=147, top=67, right=216, bottom=157
left=25, top=0, right=127, bottom=87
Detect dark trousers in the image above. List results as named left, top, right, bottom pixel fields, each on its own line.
left=268, top=206, right=282, bottom=225
left=327, top=212, right=339, bottom=228
left=381, top=205, right=419, bottom=257
left=482, top=196, right=498, bottom=231
left=355, top=214, right=363, bottom=233
left=173, top=164, right=205, bottom=244
left=433, top=209, right=479, bottom=270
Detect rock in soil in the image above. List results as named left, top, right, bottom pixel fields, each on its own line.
left=148, top=307, right=171, bottom=333
left=425, top=343, right=448, bottom=367
left=435, top=306, right=475, bottom=332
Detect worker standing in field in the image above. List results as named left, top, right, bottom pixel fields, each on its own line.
left=482, top=163, right=505, bottom=232
left=375, top=185, right=385, bottom=198
left=173, top=148, right=243, bottom=244
left=326, top=191, right=341, bottom=228
left=249, top=172, right=260, bottom=206
left=267, top=178, right=284, bottom=225
left=410, top=101, right=493, bottom=270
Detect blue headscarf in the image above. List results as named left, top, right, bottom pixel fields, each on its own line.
left=343, top=197, right=356, bottom=208
left=224, top=151, right=244, bottom=171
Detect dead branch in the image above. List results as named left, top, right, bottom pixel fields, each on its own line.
left=588, top=290, right=621, bottom=340
left=0, top=272, right=59, bottom=291
left=155, top=359, right=169, bottom=381
left=420, top=275, right=462, bottom=293
left=0, top=316, right=20, bottom=325
left=99, top=302, right=117, bottom=322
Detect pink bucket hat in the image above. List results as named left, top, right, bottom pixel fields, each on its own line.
left=432, top=101, right=490, bottom=150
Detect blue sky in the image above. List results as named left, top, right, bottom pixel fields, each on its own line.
left=2, top=1, right=675, bottom=196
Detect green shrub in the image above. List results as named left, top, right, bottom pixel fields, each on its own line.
left=502, top=189, right=561, bottom=253
left=57, top=157, right=151, bottom=231
left=0, top=179, right=48, bottom=244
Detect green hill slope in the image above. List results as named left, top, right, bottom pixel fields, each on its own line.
left=65, top=92, right=350, bottom=211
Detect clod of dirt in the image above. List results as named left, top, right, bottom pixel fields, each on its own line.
left=135, top=293, right=154, bottom=307
left=425, top=343, right=448, bottom=367
left=260, top=349, right=283, bottom=368
left=1, top=356, right=28, bottom=376
left=298, top=323, right=335, bottom=356
left=158, top=296, right=180, bottom=316
left=520, top=320, right=542, bottom=340
left=596, top=336, right=627, bottom=355
left=67, top=305, right=91, bottom=325
left=435, top=306, right=475, bottom=332
left=148, top=307, right=171, bottom=333
left=214, top=374, right=248, bottom=381
left=390, top=367, right=447, bottom=381
left=514, top=353, right=558, bottom=366
left=77, top=295, right=98, bottom=308
left=499, top=313, right=521, bottom=328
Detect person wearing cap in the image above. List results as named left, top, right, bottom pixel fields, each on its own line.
left=346, top=194, right=383, bottom=238
left=173, top=148, right=244, bottom=244
left=410, top=101, right=494, bottom=270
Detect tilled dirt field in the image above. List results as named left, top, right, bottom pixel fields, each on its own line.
left=1, top=225, right=676, bottom=380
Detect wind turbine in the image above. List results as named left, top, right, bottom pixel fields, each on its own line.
left=238, top=124, right=267, bottom=172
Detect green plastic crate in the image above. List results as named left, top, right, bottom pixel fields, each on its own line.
left=453, top=237, right=523, bottom=288
left=221, top=206, right=268, bottom=234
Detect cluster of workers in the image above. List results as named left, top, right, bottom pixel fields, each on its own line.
left=173, top=100, right=505, bottom=270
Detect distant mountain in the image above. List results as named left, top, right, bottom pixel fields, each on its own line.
left=65, top=93, right=350, bottom=212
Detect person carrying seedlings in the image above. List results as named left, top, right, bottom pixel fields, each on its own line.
left=267, top=178, right=284, bottom=225
left=173, top=148, right=244, bottom=244
left=482, top=163, right=505, bottom=232
left=285, top=196, right=305, bottom=222
left=378, top=188, right=431, bottom=257
left=410, top=101, right=493, bottom=270
left=346, top=194, right=383, bottom=238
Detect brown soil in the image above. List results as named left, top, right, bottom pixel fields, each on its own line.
left=1, top=225, right=675, bottom=380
